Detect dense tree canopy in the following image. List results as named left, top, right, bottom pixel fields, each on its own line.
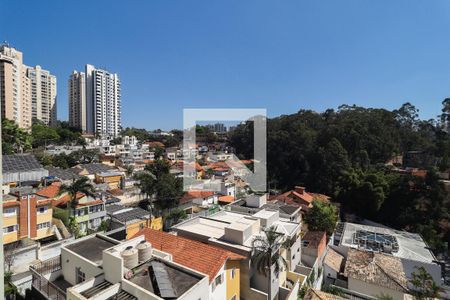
left=230, top=102, right=450, bottom=254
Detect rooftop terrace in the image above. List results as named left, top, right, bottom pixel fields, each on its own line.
left=65, top=236, right=117, bottom=264
left=340, top=222, right=436, bottom=263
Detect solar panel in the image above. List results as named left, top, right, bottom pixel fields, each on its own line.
left=352, top=230, right=399, bottom=254
left=150, top=261, right=177, bottom=298
left=3, top=154, right=43, bottom=173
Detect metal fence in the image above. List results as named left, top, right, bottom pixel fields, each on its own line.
left=30, top=256, right=61, bottom=274
left=30, top=257, right=66, bottom=300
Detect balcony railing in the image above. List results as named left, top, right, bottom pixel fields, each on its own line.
left=30, top=257, right=66, bottom=300
left=30, top=256, right=61, bottom=274
left=31, top=273, right=66, bottom=300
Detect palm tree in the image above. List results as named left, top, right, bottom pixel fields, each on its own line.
left=58, top=177, right=96, bottom=209
left=251, top=226, right=288, bottom=300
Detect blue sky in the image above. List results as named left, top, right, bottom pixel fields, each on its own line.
left=2, top=0, right=450, bottom=130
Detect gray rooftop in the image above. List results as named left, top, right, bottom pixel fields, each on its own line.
left=3, top=154, right=44, bottom=173
left=73, top=163, right=115, bottom=175
left=340, top=222, right=436, bottom=263
left=46, top=166, right=80, bottom=181
left=128, top=259, right=202, bottom=298
left=107, top=206, right=151, bottom=223
left=66, top=236, right=116, bottom=264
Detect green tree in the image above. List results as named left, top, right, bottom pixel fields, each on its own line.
left=4, top=271, right=17, bottom=298
left=31, top=122, right=60, bottom=148
left=134, top=171, right=157, bottom=215
left=251, top=226, right=288, bottom=300
left=59, top=177, right=96, bottom=208
left=2, top=119, right=32, bottom=154
left=155, top=172, right=183, bottom=209
left=68, top=216, right=82, bottom=239
left=126, top=165, right=134, bottom=176
left=409, top=266, right=442, bottom=300
left=304, top=200, right=338, bottom=235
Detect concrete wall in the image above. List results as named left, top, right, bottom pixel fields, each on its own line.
left=288, top=236, right=302, bottom=270
left=61, top=247, right=103, bottom=285
left=210, top=264, right=226, bottom=300
left=402, top=259, right=442, bottom=287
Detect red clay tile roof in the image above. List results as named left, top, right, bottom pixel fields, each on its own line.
left=108, top=189, right=124, bottom=196
left=37, top=183, right=84, bottom=200
left=206, top=162, right=230, bottom=170
left=172, top=161, right=204, bottom=172
left=35, top=182, right=62, bottom=198
left=3, top=201, right=20, bottom=208
left=75, top=199, right=103, bottom=208
left=180, top=190, right=215, bottom=204
left=132, top=229, right=245, bottom=282
left=37, top=199, right=52, bottom=206
left=269, top=186, right=329, bottom=207
left=145, top=141, right=165, bottom=148
left=218, top=195, right=235, bottom=203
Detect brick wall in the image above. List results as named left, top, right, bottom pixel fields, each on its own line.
left=29, top=195, right=37, bottom=238
left=19, top=195, right=28, bottom=238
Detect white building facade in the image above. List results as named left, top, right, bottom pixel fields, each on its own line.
left=27, top=65, right=57, bottom=126
left=69, top=64, right=121, bottom=137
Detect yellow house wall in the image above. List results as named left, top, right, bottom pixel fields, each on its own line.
left=3, top=232, right=19, bottom=244
left=36, top=209, right=53, bottom=224
left=150, top=217, right=163, bottom=230
left=226, top=260, right=241, bottom=300
left=36, top=228, right=54, bottom=239
left=3, top=215, right=18, bottom=227
left=126, top=217, right=163, bottom=239
left=126, top=220, right=147, bottom=239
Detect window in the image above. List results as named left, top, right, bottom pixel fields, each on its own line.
left=302, top=241, right=310, bottom=247
left=76, top=268, right=85, bottom=284
left=4, top=207, right=17, bottom=217
left=37, top=222, right=51, bottom=230
left=215, top=274, right=223, bottom=286
left=3, top=225, right=18, bottom=234
left=231, top=267, right=236, bottom=279
left=38, top=206, right=48, bottom=214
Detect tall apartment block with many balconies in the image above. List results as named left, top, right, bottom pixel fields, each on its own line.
left=69, top=64, right=121, bottom=138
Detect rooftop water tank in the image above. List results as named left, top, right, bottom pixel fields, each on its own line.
left=121, top=246, right=138, bottom=269
left=136, top=240, right=152, bottom=262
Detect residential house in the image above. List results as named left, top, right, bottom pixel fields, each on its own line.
left=300, top=231, right=327, bottom=286
left=180, top=190, right=218, bottom=207
left=344, top=249, right=410, bottom=300
left=172, top=209, right=305, bottom=300
left=36, top=182, right=107, bottom=234
left=3, top=188, right=55, bottom=244
left=45, top=167, right=80, bottom=184
left=268, top=186, right=329, bottom=213
left=132, top=228, right=245, bottom=300
left=331, top=222, right=443, bottom=286
left=94, top=171, right=124, bottom=190
left=224, top=193, right=302, bottom=223
left=106, top=205, right=163, bottom=238
left=71, top=163, right=118, bottom=181
left=30, top=233, right=210, bottom=299
left=323, top=248, right=344, bottom=285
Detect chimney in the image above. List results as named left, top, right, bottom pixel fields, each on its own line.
left=295, top=186, right=306, bottom=194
